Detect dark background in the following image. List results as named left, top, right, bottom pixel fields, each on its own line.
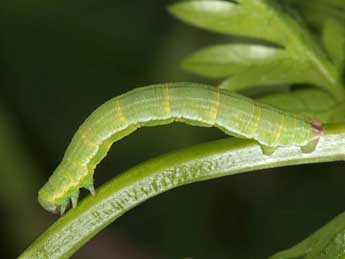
left=1, top=1, right=344, bottom=258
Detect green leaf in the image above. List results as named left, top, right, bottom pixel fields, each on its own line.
left=287, top=0, right=345, bottom=29
left=182, top=44, right=285, bottom=78
left=18, top=123, right=345, bottom=259
left=325, top=0, right=345, bottom=7
left=183, top=44, right=336, bottom=91
left=170, top=0, right=344, bottom=99
left=169, top=0, right=290, bottom=44
left=269, top=212, right=345, bottom=259
left=259, top=88, right=345, bottom=123
left=322, top=18, right=345, bottom=73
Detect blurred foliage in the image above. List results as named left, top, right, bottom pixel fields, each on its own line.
left=269, top=213, right=345, bottom=259
left=1, top=0, right=345, bottom=258
left=285, top=0, right=345, bottom=30
left=259, top=87, right=345, bottom=123
left=0, top=105, right=51, bottom=258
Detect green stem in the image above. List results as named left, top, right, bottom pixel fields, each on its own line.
left=269, top=212, right=345, bottom=259
left=19, top=123, right=345, bottom=259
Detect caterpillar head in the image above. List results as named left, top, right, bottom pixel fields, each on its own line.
left=38, top=179, right=71, bottom=215
left=38, top=191, right=75, bottom=215
left=38, top=195, right=58, bottom=214
left=37, top=160, right=92, bottom=214
left=38, top=178, right=93, bottom=215
left=38, top=186, right=81, bottom=215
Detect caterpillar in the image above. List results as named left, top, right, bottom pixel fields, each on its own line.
left=38, top=83, right=323, bottom=214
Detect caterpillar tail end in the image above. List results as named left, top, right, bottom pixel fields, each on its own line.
left=260, top=145, right=277, bottom=156
left=300, top=138, right=319, bottom=154
left=311, top=120, right=323, bottom=136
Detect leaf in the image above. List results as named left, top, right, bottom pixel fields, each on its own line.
left=183, top=43, right=335, bottom=91
left=259, top=88, right=345, bottom=123
left=288, top=1, right=345, bottom=73
left=269, top=213, right=345, bottom=259
left=169, top=0, right=344, bottom=99
left=182, top=44, right=285, bottom=78
left=287, top=0, right=345, bottom=29
left=322, top=18, right=345, bottom=73
left=169, top=0, right=290, bottom=44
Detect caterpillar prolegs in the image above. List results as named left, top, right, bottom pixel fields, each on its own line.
left=38, top=83, right=323, bottom=214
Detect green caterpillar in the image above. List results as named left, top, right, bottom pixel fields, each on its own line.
left=38, top=83, right=323, bottom=214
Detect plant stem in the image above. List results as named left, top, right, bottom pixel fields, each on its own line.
left=19, top=123, right=345, bottom=259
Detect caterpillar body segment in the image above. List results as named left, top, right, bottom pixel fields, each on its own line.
left=38, top=83, right=322, bottom=214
